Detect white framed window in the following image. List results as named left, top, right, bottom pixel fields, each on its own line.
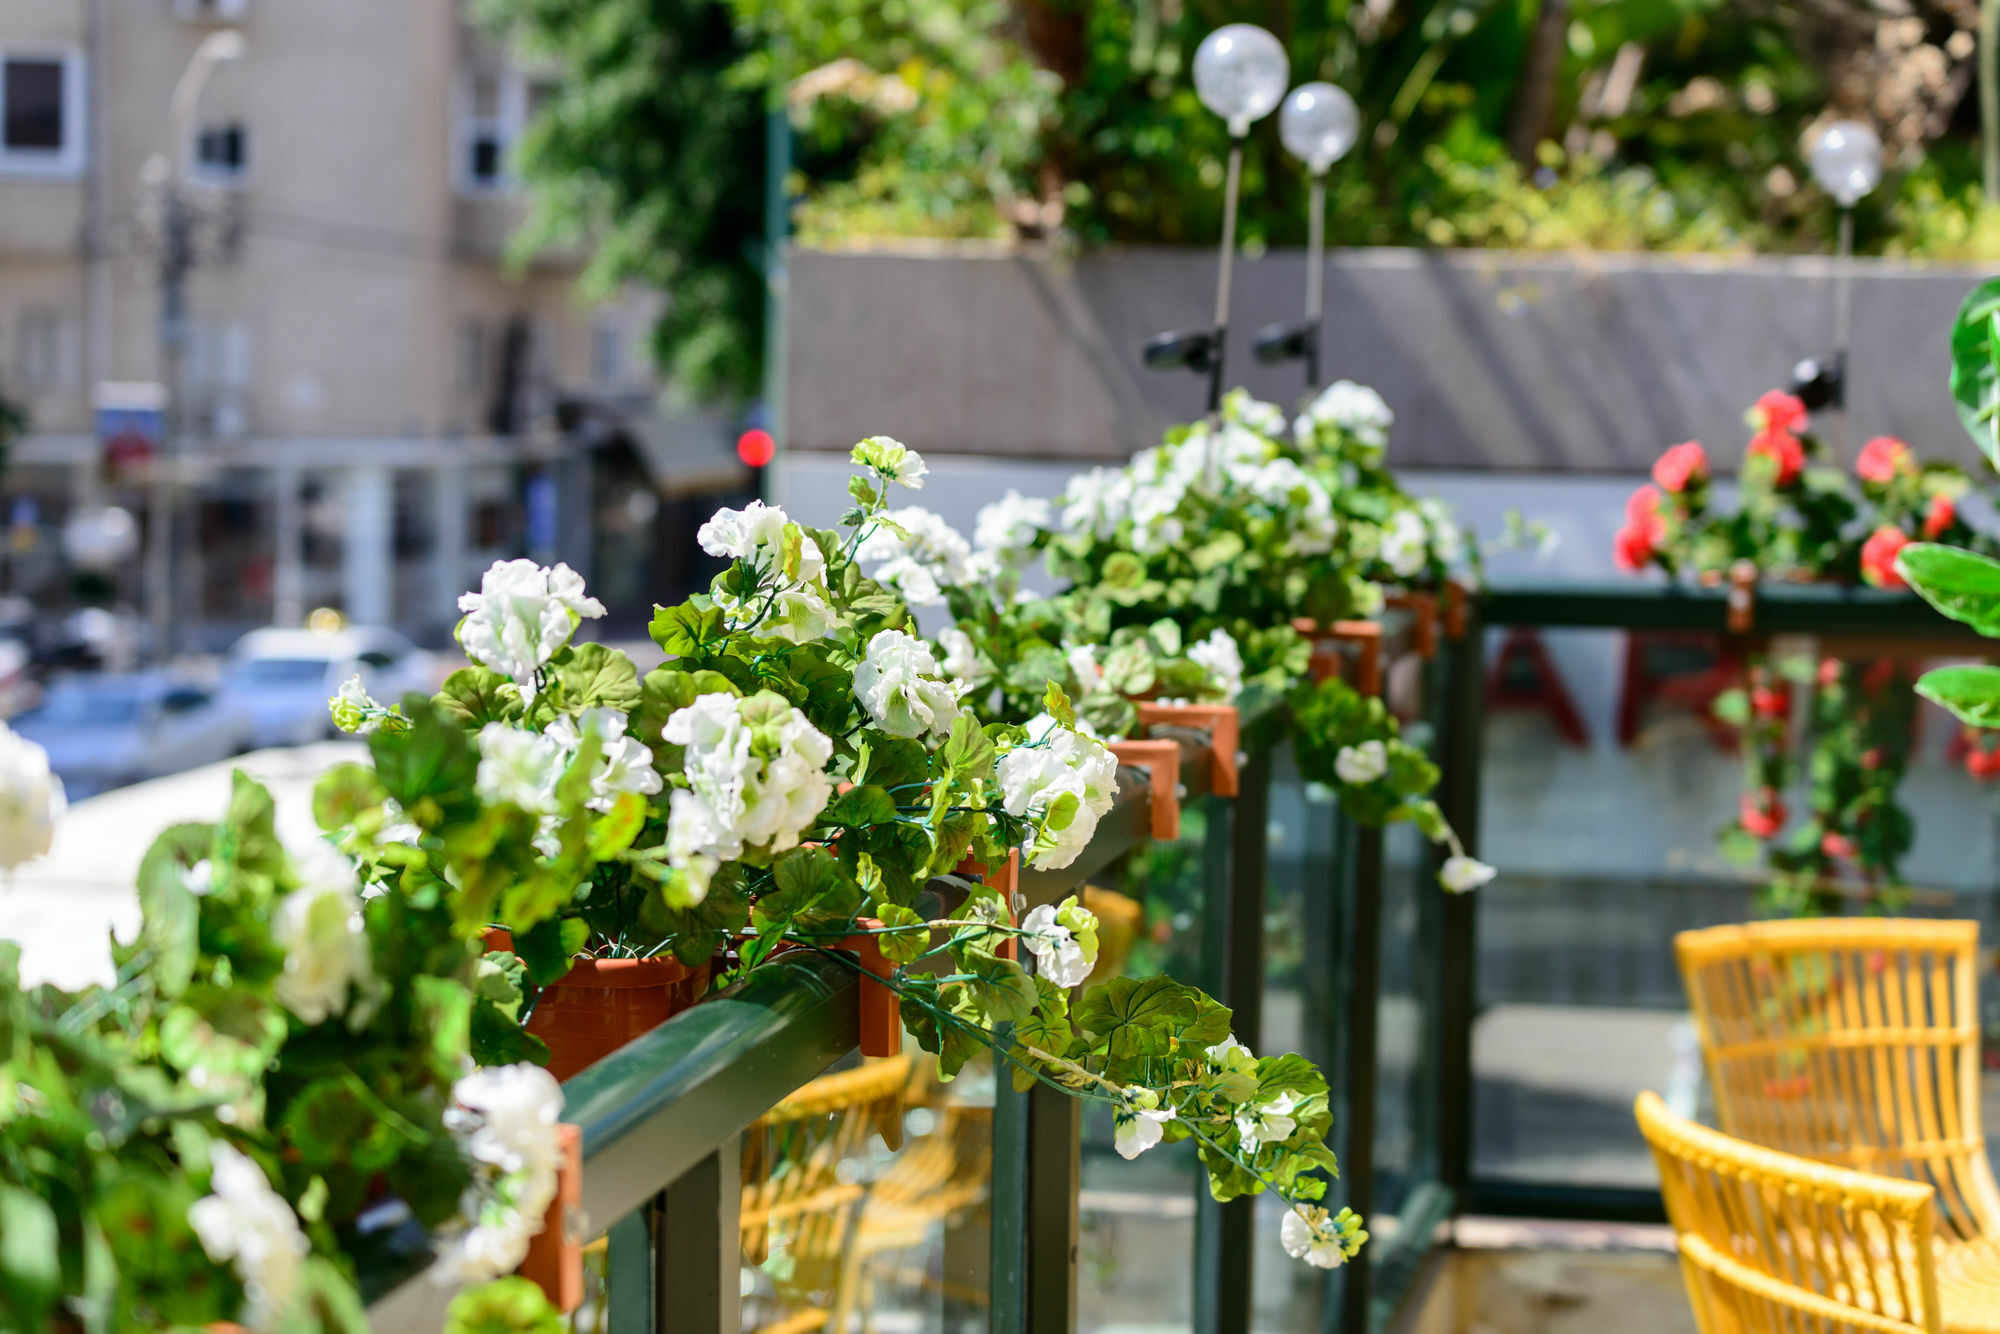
left=590, top=315, right=627, bottom=386
left=456, top=69, right=524, bottom=193
left=191, top=120, right=249, bottom=184
left=14, top=307, right=72, bottom=394
left=0, top=46, right=86, bottom=177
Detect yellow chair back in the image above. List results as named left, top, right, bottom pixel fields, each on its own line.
left=1676, top=918, right=2000, bottom=1244
left=1638, top=1090, right=1945, bottom=1334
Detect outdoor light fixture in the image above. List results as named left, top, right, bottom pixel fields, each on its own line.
left=1799, top=118, right=1883, bottom=448
left=1147, top=23, right=1289, bottom=413
left=1256, top=81, right=1360, bottom=386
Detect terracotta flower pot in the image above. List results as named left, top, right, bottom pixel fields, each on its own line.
left=484, top=930, right=712, bottom=1082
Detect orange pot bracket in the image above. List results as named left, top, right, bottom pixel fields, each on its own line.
left=1385, top=591, right=1438, bottom=660
left=517, top=1122, right=584, bottom=1312
left=1107, top=737, right=1182, bottom=841
left=1293, top=618, right=1384, bottom=696
left=1133, top=701, right=1240, bottom=797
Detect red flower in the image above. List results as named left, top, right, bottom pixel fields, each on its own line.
left=1860, top=525, right=1911, bottom=590
left=1747, top=428, right=1806, bottom=487
left=1820, top=831, right=1856, bottom=860
left=1750, top=390, right=1809, bottom=437
left=1739, top=789, right=1788, bottom=839
left=1856, top=436, right=1913, bottom=484
left=1925, top=493, right=1956, bottom=538
left=1613, top=485, right=1667, bottom=571
left=1652, top=441, right=1708, bottom=494
left=1860, top=748, right=1883, bottom=771
left=1861, top=657, right=1898, bottom=694
left=1817, top=658, right=1842, bottom=688
left=1750, top=684, right=1791, bottom=719
left=1968, top=746, right=2000, bottom=781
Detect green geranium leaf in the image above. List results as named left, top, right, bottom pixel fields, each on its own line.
left=435, top=666, right=522, bottom=729
left=1950, top=276, right=2000, bottom=466
left=135, top=823, right=210, bottom=998
left=554, top=641, right=642, bottom=712
left=1899, top=542, right=2000, bottom=636
left=0, top=1185, right=60, bottom=1326
left=825, top=784, right=897, bottom=828
left=874, top=902, right=929, bottom=964
left=589, top=792, right=649, bottom=861
left=312, top=762, right=388, bottom=834
left=512, top=917, right=584, bottom=987
left=649, top=599, right=728, bottom=658
left=640, top=871, right=749, bottom=967
left=1073, top=974, right=1199, bottom=1063
left=1917, top=664, right=2000, bottom=728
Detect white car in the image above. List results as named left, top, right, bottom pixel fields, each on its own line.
left=11, top=672, right=254, bottom=800
left=224, top=626, right=438, bottom=749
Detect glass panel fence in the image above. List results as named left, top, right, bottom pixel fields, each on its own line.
left=1468, top=616, right=2000, bottom=1200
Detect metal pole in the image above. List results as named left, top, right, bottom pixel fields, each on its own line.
left=146, top=183, right=188, bottom=660
left=1208, top=139, right=1245, bottom=415
left=1833, top=207, right=1854, bottom=460
left=1305, top=173, right=1326, bottom=388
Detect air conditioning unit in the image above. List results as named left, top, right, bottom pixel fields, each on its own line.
left=174, top=0, right=249, bottom=21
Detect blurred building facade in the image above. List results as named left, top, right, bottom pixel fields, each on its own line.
left=0, top=0, right=741, bottom=644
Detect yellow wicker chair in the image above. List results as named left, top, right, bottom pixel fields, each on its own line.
left=1675, top=919, right=2000, bottom=1244
left=1638, top=1089, right=1955, bottom=1333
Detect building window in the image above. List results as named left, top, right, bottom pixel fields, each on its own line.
left=194, top=122, right=248, bottom=181
left=590, top=316, right=626, bottom=386
left=456, top=319, right=490, bottom=394
left=457, top=69, right=552, bottom=193
left=15, top=307, right=66, bottom=394
left=0, top=50, right=84, bottom=176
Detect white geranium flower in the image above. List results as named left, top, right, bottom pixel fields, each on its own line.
left=189, top=1142, right=311, bottom=1331
left=857, top=506, right=973, bottom=608
left=1281, top=1205, right=1367, bottom=1269
left=1420, top=498, right=1464, bottom=565
left=1064, top=643, right=1107, bottom=697
left=328, top=674, right=380, bottom=734
left=698, top=500, right=835, bottom=643
left=1298, top=380, right=1394, bottom=448
left=938, top=625, right=981, bottom=684
left=474, top=723, right=567, bottom=816
left=1236, top=1090, right=1299, bottom=1154
left=1113, top=1103, right=1178, bottom=1159
left=1440, top=855, right=1497, bottom=894
left=435, top=1063, right=565, bottom=1284
left=852, top=435, right=928, bottom=490
left=456, top=559, right=605, bottom=698
left=1381, top=509, right=1429, bottom=580
left=272, top=868, right=375, bottom=1027
left=1222, top=389, right=1287, bottom=438
left=545, top=707, right=664, bottom=812
left=1334, top=740, right=1388, bottom=786
left=974, top=490, right=1052, bottom=556
left=1186, top=629, right=1244, bottom=702
left=1059, top=467, right=1134, bottom=539
left=1207, top=1034, right=1254, bottom=1066
left=998, top=714, right=1119, bottom=870
left=0, top=721, right=62, bottom=871
left=1019, top=901, right=1097, bottom=988
left=662, top=693, right=833, bottom=901
left=855, top=629, right=961, bottom=741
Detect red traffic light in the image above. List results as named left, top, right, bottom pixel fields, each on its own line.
left=736, top=429, right=775, bottom=468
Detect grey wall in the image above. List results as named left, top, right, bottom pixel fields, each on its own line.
left=785, top=244, right=1995, bottom=472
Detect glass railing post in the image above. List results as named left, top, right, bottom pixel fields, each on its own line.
left=606, top=1206, right=654, bottom=1334
left=1195, top=743, right=1274, bottom=1334
left=1435, top=612, right=1484, bottom=1195
left=1336, top=824, right=1384, bottom=1334
left=990, top=1055, right=1029, bottom=1334
left=656, top=1134, right=743, bottom=1334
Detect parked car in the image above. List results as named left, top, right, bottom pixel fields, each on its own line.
left=223, top=625, right=437, bottom=748
left=10, top=672, right=254, bottom=800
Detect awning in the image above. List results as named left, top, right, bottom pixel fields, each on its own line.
left=618, top=410, right=750, bottom=498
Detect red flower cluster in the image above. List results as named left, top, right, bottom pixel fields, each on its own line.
left=1965, top=727, right=2000, bottom=780
left=1750, top=390, right=1809, bottom=436
left=1750, top=682, right=1791, bottom=720
left=1819, top=831, right=1856, bottom=860
left=1856, top=435, right=1914, bottom=484
left=1739, top=788, right=1787, bottom=839
left=1859, top=525, right=1911, bottom=590
left=1613, top=485, right=1667, bottom=571
left=1744, top=390, right=1808, bottom=487
left=1652, top=441, right=1708, bottom=494
left=1925, top=493, right=1957, bottom=538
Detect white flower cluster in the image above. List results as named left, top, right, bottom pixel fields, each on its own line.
left=973, top=489, right=1052, bottom=561
left=1440, top=854, right=1497, bottom=894
left=1281, top=1204, right=1368, bottom=1269
left=1187, top=629, right=1244, bottom=703
left=852, top=434, right=929, bottom=490
left=1296, top=379, right=1394, bottom=449
left=474, top=707, right=663, bottom=852
left=435, top=1063, right=565, bottom=1283
left=1334, top=740, right=1387, bottom=786
left=997, top=713, right=1119, bottom=870
left=1055, top=422, right=1339, bottom=560
left=854, top=629, right=963, bottom=741
left=1019, top=896, right=1100, bottom=989
left=698, top=501, right=836, bottom=642
left=456, top=560, right=606, bottom=700
left=662, top=693, right=834, bottom=905
left=1222, top=389, right=1288, bottom=438
left=937, top=625, right=982, bottom=684
left=188, top=1142, right=312, bottom=1330
left=272, top=844, right=378, bottom=1028
left=0, top=720, right=62, bottom=871
left=857, top=506, right=975, bottom=607
left=1112, top=1090, right=1177, bottom=1160
left=1379, top=501, right=1465, bottom=581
